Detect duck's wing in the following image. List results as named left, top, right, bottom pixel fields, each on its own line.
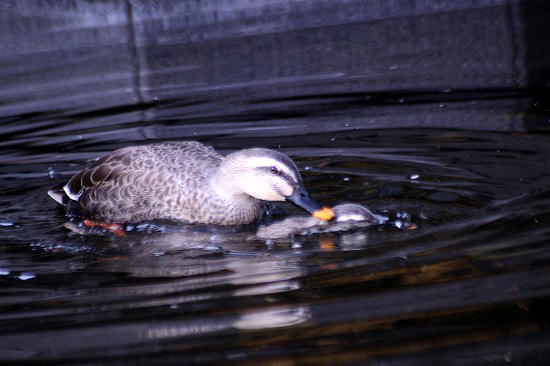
left=47, top=150, right=127, bottom=207
left=49, top=141, right=224, bottom=221
left=62, top=149, right=130, bottom=204
left=51, top=142, right=220, bottom=204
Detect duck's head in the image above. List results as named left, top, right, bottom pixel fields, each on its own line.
left=332, top=203, right=378, bottom=223
left=217, top=148, right=334, bottom=221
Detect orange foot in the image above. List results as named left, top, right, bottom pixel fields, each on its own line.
left=83, top=219, right=126, bottom=237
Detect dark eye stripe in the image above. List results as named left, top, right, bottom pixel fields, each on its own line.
left=281, top=172, right=297, bottom=185
left=257, top=166, right=297, bottom=184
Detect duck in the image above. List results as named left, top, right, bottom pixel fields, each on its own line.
left=48, top=141, right=334, bottom=226
left=256, top=203, right=380, bottom=239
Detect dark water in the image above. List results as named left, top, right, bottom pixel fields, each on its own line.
left=2, top=1, right=550, bottom=363
left=1, top=90, right=550, bottom=365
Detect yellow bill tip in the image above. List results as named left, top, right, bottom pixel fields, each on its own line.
left=313, top=207, right=335, bottom=221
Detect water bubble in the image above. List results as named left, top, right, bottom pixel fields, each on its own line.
left=397, top=212, right=411, bottom=220
left=504, top=352, right=512, bottom=362
left=154, top=251, right=165, bottom=257
left=374, top=214, right=389, bottom=224
left=438, top=103, right=445, bottom=108
left=409, top=174, right=419, bottom=180
left=343, top=177, right=351, bottom=182
left=303, top=166, right=312, bottom=171
left=0, top=268, right=10, bottom=276
left=0, top=222, right=14, bottom=227
left=46, top=167, right=58, bottom=178
left=330, top=137, right=336, bottom=142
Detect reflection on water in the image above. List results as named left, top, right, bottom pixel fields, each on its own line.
left=2, top=116, right=550, bottom=364
left=2, top=1, right=550, bottom=362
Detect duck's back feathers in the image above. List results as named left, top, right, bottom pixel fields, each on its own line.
left=53, top=141, right=226, bottom=223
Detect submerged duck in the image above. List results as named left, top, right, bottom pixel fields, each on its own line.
left=256, top=203, right=379, bottom=239
left=48, top=141, right=334, bottom=225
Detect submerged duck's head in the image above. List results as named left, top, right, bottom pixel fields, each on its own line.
left=256, top=203, right=379, bottom=239
left=218, top=148, right=334, bottom=221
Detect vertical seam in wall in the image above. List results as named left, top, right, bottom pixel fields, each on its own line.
left=506, top=0, right=527, bottom=87
left=505, top=0, right=529, bottom=131
left=126, top=0, right=145, bottom=105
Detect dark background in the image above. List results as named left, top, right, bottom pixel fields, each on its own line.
left=1, top=0, right=549, bottom=131
left=2, top=2, right=550, bottom=365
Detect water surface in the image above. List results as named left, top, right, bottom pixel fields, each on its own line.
left=1, top=92, right=550, bottom=364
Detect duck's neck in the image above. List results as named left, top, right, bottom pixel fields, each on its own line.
left=211, top=170, right=261, bottom=222
left=207, top=156, right=262, bottom=224
left=212, top=167, right=243, bottom=200
left=211, top=169, right=259, bottom=207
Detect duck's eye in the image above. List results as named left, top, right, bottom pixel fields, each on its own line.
left=269, top=166, right=280, bottom=175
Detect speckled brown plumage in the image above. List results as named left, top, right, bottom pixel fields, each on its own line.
left=49, top=141, right=321, bottom=226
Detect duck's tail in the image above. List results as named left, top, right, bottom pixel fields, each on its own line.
left=48, top=183, right=67, bottom=205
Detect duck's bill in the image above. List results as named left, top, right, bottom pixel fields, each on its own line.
left=286, top=187, right=335, bottom=221
left=312, top=207, right=336, bottom=221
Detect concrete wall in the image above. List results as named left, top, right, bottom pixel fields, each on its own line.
left=0, top=0, right=548, bottom=119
